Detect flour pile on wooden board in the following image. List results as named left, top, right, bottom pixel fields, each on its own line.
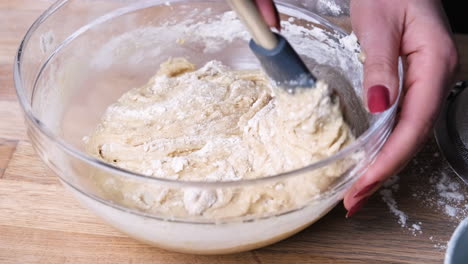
left=411, top=154, right=468, bottom=222
left=380, top=175, right=422, bottom=236
left=432, top=171, right=466, bottom=218
left=379, top=150, right=468, bottom=249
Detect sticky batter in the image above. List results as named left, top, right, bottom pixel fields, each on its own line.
left=85, top=58, right=355, bottom=219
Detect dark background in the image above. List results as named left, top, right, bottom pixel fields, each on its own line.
left=443, top=2, right=467, bottom=33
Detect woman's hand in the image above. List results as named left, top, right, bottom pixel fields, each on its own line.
left=254, top=0, right=458, bottom=217
left=254, top=0, right=281, bottom=30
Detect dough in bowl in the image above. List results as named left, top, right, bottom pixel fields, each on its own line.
left=85, top=57, right=356, bottom=220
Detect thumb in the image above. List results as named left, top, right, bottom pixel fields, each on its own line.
left=351, top=0, right=402, bottom=113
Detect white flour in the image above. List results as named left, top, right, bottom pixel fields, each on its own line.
left=296, top=0, right=347, bottom=17
left=421, top=165, right=468, bottom=222
left=90, top=7, right=363, bottom=93
left=380, top=149, right=468, bottom=249
left=436, top=172, right=466, bottom=218
left=380, top=177, right=407, bottom=227
left=380, top=176, right=422, bottom=236
left=91, top=11, right=250, bottom=69
left=317, top=0, right=343, bottom=16
left=86, top=58, right=357, bottom=219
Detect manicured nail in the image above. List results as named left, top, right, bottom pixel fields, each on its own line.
left=367, top=85, right=390, bottom=113
left=353, top=181, right=381, bottom=198
left=345, top=197, right=369, bottom=218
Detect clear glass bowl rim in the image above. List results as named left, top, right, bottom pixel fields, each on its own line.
left=13, top=0, right=401, bottom=189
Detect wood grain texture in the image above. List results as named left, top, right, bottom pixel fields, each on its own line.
left=0, top=101, right=27, bottom=140
left=0, top=139, right=17, bottom=177
left=3, top=141, right=57, bottom=185
left=0, top=179, right=121, bottom=237
left=0, top=65, right=16, bottom=101
left=0, top=1, right=468, bottom=263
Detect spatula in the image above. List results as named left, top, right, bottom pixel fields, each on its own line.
left=227, top=0, right=316, bottom=92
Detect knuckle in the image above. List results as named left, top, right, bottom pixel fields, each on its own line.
left=363, top=54, right=399, bottom=89
left=364, top=55, right=397, bottom=75
left=423, top=114, right=438, bottom=135
left=401, top=112, right=435, bottom=142
left=433, top=35, right=459, bottom=72
left=446, top=44, right=459, bottom=72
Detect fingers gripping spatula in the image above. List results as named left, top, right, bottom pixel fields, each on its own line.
left=227, top=0, right=316, bottom=92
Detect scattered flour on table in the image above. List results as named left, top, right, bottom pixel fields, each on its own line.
left=413, top=166, right=468, bottom=223
left=379, top=150, right=468, bottom=249
left=380, top=175, right=422, bottom=235
left=434, top=172, right=466, bottom=218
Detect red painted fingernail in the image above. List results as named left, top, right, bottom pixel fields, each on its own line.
left=345, top=197, right=369, bottom=218
left=353, top=181, right=381, bottom=198
left=367, top=85, right=390, bottom=113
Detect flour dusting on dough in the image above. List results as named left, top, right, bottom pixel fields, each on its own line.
left=86, top=58, right=357, bottom=219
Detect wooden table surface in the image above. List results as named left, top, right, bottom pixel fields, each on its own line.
left=1, top=1, right=468, bottom=263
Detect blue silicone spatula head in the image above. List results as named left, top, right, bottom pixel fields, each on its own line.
left=228, top=0, right=316, bottom=92
left=249, top=33, right=316, bottom=91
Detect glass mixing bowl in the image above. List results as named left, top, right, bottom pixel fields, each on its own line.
left=15, top=0, right=402, bottom=254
